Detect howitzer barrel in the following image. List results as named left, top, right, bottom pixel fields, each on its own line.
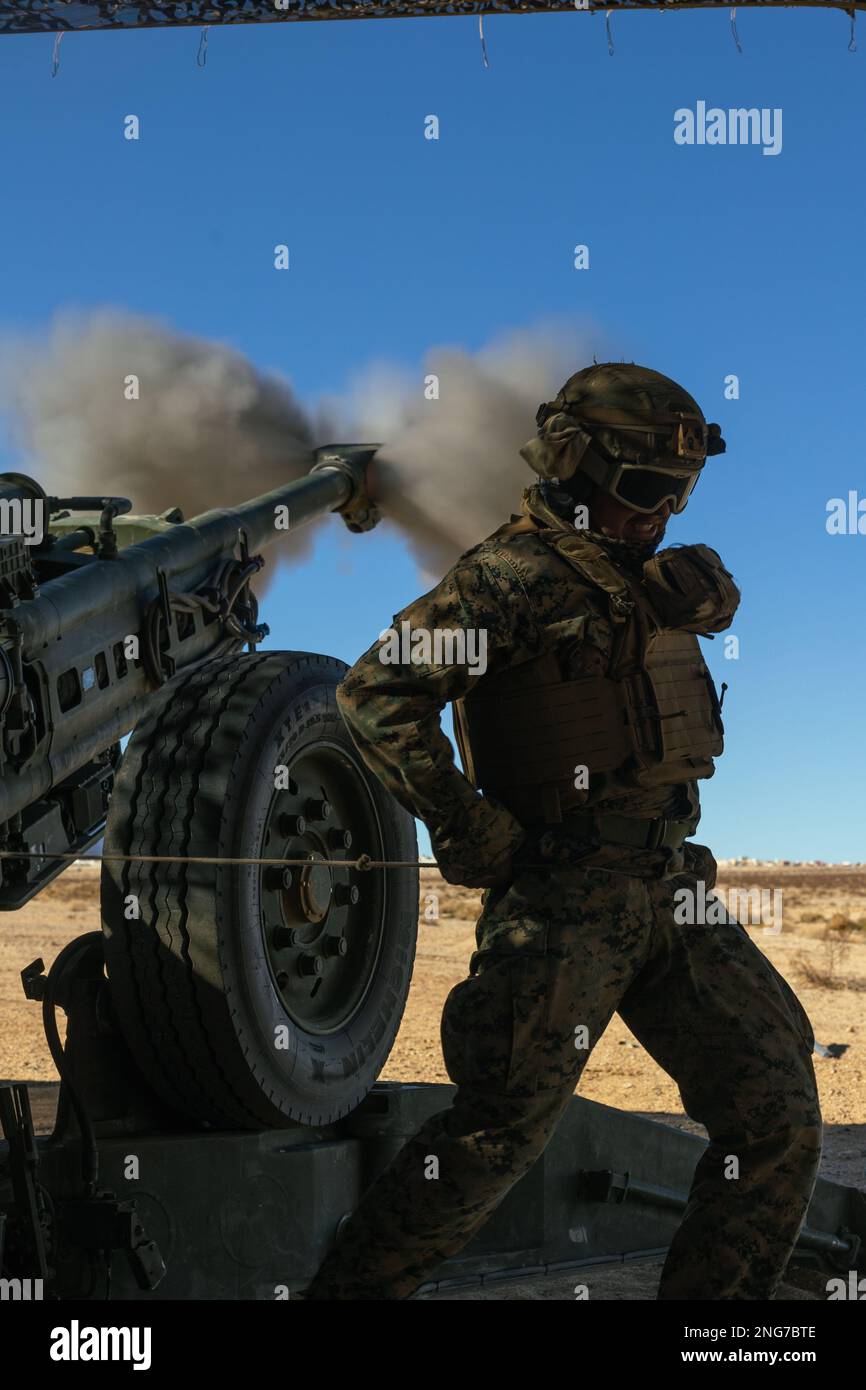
left=11, top=460, right=358, bottom=654
left=0, top=450, right=378, bottom=830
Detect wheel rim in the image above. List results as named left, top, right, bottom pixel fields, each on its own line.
left=260, top=740, right=387, bottom=1036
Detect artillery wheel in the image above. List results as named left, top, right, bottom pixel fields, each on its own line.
left=100, top=651, right=418, bottom=1128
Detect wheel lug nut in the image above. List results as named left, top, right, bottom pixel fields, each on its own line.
left=328, top=828, right=353, bottom=851
left=297, top=953, right=324, bottom=978
left=323, top=935, right=348, bottom=957
left=278, top=813, right=306, bottom=837
left=276, top=971, right=290, bottom=989
left=265, top=866, right=293, bottom=890
left=272, top=925, right=300, bottom=949
left=305, top=798, right=332, bottom=822
left=334, top=883, right=360, bottom=907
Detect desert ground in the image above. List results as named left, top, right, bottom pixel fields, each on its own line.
left=2, top=859, right=863, bottom=1299
left=398, top=863, right=866, bottom=1194
left=2, top=859, right=864, bottom=1197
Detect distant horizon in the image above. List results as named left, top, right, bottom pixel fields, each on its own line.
left=75, top=850, right=866, bottom=868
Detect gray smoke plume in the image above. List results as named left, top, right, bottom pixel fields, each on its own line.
left=0, top=309, right=327, bottom=566
left=329, top=322, right=602, bottom=578
left=0, top=310, right=604, bottom=580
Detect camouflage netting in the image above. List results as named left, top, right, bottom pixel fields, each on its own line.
left=0, top=0, right=862, bottom=34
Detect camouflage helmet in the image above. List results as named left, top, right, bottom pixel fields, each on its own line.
left=520, top=362, right=725, bottom=515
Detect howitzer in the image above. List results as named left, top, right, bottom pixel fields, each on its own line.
left=0, top=446, right=378, bottom=904
left=0, top=447, right=419, bottom=1128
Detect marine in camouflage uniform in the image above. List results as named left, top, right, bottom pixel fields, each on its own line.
left=305, top=364, right=822, bottom=1301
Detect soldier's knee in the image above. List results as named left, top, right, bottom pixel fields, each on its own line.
left=445, top=1082, right=571, bottom=1173
left=738, top=1119, right=823, bottom=1192
left=790, top=1120, right=823, bottom=1174
left=788, top=1054, right=823, bottom=1138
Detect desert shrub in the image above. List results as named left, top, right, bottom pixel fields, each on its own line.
left=793, top=939, right=854, bottom=990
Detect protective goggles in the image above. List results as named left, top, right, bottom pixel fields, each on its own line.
left=576, top=417, right=709, bottom=514
left=603, top=462, right=701, bottom=515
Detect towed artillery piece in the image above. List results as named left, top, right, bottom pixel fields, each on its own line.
left=0, top=455, right=864, bottom=1301
left=0, top=450, right=418, bottom=1128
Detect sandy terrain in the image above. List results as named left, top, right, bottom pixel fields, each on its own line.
left=393, top=864, right=866, bottom=1192
left=2, top=861, right=865, bottom=1194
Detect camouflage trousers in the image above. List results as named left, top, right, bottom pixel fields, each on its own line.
left=305, top=844, right=822, bottom=1300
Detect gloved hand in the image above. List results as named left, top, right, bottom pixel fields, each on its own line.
left=681, top=840, right=718, bottom=891
left=642, top=544, right=740, bottom=635
left=431, top=795, right=527, bottom=889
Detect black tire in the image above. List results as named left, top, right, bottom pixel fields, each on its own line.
left=100, top=651, right=418, bottom=1128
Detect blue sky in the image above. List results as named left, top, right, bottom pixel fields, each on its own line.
left=0, top=8, right=863, bottom=860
